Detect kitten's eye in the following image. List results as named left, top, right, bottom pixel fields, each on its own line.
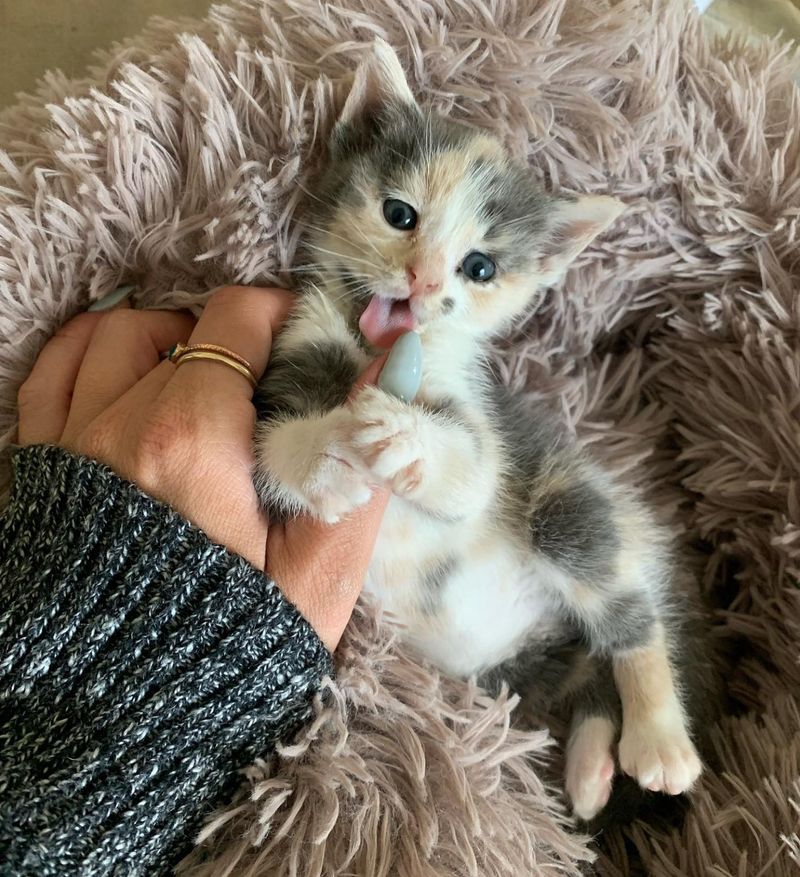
left=461, top=251, right=496, bottom=283
left=383, top=199, right=417, bottom=231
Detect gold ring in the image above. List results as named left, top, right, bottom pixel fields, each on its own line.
left=166, top=342, right=257, bottom=387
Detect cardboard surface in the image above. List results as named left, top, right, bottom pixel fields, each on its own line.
left=0, top=0, right=211, bottom=108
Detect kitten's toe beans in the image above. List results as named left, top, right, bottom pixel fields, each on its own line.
left=350, top=387, right=425, bottom=491
left=304, top=448, right=373, bottom=523
left=565, top=717, right=616, bottom=822
left=661, top=744, right=702, bottom=795
left=619, top=722, right=702, bottom=796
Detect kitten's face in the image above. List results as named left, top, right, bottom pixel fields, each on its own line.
left=306, top=42, right=624, bottom=349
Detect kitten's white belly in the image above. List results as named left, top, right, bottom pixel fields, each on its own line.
left=365, top=509, right=566, bottom=678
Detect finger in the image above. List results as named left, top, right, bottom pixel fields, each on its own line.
left=266, top=489, right=389, bottom=652
left=62, top=309, right=195, bottom=442
left=352, top=352, right=388, bottom=394
left=17, top=312, right=104, bottom=445
left=83, top=358, right=179, bottom=431
left=168, top=286, right=294, bottom=402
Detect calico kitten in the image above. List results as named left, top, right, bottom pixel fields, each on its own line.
left=253, top=40, right=705, bottom=823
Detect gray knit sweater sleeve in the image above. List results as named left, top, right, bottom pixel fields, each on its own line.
left=0, top=444, right=334, bottom=876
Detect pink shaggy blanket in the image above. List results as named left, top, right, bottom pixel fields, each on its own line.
left=1, top=0, right=799, bottom=874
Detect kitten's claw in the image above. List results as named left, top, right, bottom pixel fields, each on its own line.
left=565, top=716, right=616, bottom=821
left=618, top=719, right=702, bottom=795
left=350, top=387, right=426, bottom=497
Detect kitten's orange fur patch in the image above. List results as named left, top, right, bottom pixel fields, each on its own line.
left=614, top=624, right=676, bottom=717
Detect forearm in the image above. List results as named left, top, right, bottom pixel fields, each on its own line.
left=0, top=445, right=333, bottom=876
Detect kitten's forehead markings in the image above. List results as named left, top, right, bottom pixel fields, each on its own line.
left=401, top=150, right=491, bottom=256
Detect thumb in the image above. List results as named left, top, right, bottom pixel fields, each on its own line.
left=266, top=331, right=422, bottom=651
left=266, top=491, right=389, bottom=652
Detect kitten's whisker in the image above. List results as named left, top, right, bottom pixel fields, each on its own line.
left=304, top=243, right=382, bottom=273
left=295, top=180, right=333, bottom=210
left=493, top=213, right=544, bottom=231
left=302, top=222, right=383, bottom=262
left=293, top=184, right=383, bottom=262
left=282, top=263, right=375, bottom=289
left=347, top=223, right=385, bottom=260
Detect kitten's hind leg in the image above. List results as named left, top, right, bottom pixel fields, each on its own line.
left=613, top=622, right=702, bottom=795
left=564, top=658, right=619, bottom=822
left=528, top=469, right=703, bottom=798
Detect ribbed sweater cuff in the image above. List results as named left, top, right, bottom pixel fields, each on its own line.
left=0, top=444, right=334, bottom=875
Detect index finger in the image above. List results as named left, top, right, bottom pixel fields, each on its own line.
left=169, top=286, right=294, bottom=398
left=17, top=312, right=104, bottom=445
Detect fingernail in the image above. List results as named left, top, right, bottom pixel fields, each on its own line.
left=378, top=331, right=422, bottom=402
left=88, top=283, right=136, bottom=312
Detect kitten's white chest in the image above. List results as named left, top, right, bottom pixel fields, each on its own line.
left=365, top=506, right=566, bottom=678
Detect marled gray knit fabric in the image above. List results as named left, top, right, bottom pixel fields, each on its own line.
left=0, top=444, right=333, bottom=876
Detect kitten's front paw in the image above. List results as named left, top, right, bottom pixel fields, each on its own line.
left=256, top=411, right=373, bottom=524
left=618, top=718, right=702, bottom=795
left=303, top=443, right=373, bottom=524
left=350, top=387, right=426, bottom=497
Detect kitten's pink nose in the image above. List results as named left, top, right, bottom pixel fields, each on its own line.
left=406, top=264, right=442, bottom=297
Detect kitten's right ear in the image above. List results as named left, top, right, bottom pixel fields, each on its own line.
left=338, top=39, right=418, bottom=126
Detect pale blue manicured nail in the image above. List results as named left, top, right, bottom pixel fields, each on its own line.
left=88, top=283, right=136, bottom=311
left=378, top=331, right=422, bottom=402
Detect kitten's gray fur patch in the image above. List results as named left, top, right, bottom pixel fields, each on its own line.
left=490, top=384, right=565, bottom=473
left=530, top=483, right=620, bottom=582
left=489, top=381, right=566, bottom=512
left=331, top=104, right=472, bottom=182
left=254, top=340, right=358, bottom=420
left=569, top=655, right=621, bottom=723
left=476, top=162, right=551, bottom=272
left=585, top=594, right=656, bottom=653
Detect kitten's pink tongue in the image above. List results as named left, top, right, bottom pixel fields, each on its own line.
left=358, top=295, right=417, bottom=350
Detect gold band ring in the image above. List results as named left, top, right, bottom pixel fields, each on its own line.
left=166, top=342, right=258, bottom=387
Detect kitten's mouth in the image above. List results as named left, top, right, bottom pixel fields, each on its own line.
left=358, top=294, right=417, bottom=350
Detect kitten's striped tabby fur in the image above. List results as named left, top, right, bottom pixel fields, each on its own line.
left=253, top=41, right=713, bottom=824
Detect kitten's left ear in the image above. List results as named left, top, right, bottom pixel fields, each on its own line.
left=338, top=39, right=418, bottom=125
left=539, top=196, right=626, bottom=282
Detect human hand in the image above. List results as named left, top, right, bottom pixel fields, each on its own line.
left=16, top=286, right=388, bottom=651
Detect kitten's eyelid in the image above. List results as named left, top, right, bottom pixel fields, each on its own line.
left=380, top=192, right=415, bottom=209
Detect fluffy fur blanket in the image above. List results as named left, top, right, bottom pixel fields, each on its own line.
left=1, top=0, right=799, bottom=874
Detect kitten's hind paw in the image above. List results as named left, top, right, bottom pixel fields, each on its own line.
left=565, top=716, right=616, bottom=821
left=618, top=719, right=702, bottom=795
